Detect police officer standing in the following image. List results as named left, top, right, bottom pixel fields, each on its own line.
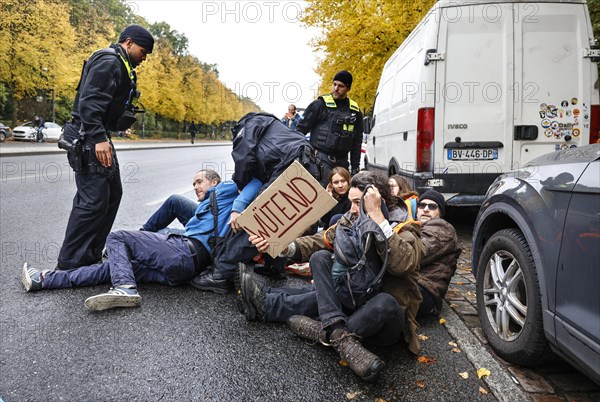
left=57, top=25, right=154, bottom=269
left=297, top=70, right=363, bottom=185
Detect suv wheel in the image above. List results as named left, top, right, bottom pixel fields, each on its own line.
left=476, top=228, right=549, bottom=365
left=0, top=131, right=5, bottom=142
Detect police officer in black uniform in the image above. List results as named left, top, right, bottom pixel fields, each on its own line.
left=57, top=25, right=154, bottom=269
left=297, top=70, right=364, bottom=185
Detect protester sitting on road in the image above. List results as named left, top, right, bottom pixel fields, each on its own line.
left=319, top=166, right=352, bottom=228
left=237, top=171, right=423, bottom=381
left=189, top=112, right=321, bottom=292
left=414, top=190, right=462, bottom=318
left=22, top=171, right=261, bottom=311
left=389, top=175, right=419, bottom=219
left=141, top=170, right=220, bottom=233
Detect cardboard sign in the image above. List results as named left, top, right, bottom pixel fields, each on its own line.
left=237, top=161, right=337, bottom=257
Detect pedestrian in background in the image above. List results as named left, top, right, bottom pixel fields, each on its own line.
left=281, top=104, right=301, bottom=130
left=189, top=121, right=198, bottom=144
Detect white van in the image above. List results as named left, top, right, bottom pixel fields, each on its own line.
left=365, top=0, right=599, bottom=206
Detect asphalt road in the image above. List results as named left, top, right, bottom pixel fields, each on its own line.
left=0, top=146, right=498, bottom=401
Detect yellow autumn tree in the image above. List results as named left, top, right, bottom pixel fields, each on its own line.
left=303, top=0, right=435, bottom=112
left=0, top=0, right=78, bottom=123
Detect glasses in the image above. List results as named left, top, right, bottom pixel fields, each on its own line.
left=417, top=202, right=439, bottom=211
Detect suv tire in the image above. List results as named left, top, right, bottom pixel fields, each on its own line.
left=476, top=228, right=549, bottom=366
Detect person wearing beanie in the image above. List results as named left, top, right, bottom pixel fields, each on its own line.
left=415, top=189, right=462, bottom=318
left=297, top=70, right=364, bottom=186
left=56, top=25, right=154, bottom=272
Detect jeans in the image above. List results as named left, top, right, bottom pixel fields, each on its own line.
left=417, top=284, right=437, bottom=318
left=142, top=194, right=198, bottom=232
left=311, top=249, right=349, bottom=328
left=264, top=284, right=319, bottom=323
left=58, top=167, right=122, bottom=269
left=311, top=249, right=405, bottom=346
left=212, top=229, right=260, bottom=280
left=44, top=231, right=208, bottom=289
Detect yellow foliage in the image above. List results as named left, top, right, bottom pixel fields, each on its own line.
left=303, top=0, right=436, bottom=112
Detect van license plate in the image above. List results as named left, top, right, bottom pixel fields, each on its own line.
left=448, top=149, right=498, bottom=160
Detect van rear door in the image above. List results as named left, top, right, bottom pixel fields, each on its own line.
left=435, top=3, right=515, bottom=181
left=513, top=2, right=595, bottom=166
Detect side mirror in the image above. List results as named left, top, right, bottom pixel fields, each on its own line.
left=363, top=115, right=372, bottom=134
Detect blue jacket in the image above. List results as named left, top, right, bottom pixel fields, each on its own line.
left=184, top=178, right=261, bottom=252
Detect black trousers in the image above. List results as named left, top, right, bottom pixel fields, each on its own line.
left=58, top=166, right=122, bottom=269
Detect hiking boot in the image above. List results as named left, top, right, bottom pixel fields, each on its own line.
left=238, top=265, right=266, bottom=321
left=287, top=315, right=329, bottom=346
left=189, top=266, right=234, bottom=294
left=331, top=328, right=385, bottom=381
left=253, top=257, right=287, bottom=280
left=22, top=262, right=49, bottom=292
left=84, top=287, right=141, bottom=311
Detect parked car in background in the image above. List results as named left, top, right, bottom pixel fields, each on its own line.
left=472, top=144, right=600, bottom=385
left=12, top=122, right=63, bottom=142
left=0, top=123, right=11, bottom=142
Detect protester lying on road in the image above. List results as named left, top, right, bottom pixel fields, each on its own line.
left=140, top=169, right=220, bottom=233
left=414, top=190, right=462, bottom=318
left=237, top=171, right=424, bottom=381
left=21, top=171, right=260, bottom=311
left=190, top=112, right=322, bottom=292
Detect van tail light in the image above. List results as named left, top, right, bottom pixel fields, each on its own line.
left=417, top=107, right=435, bottom=172
left=590, top=105, right=600, bottom=144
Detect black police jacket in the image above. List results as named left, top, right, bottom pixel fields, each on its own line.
left=231, top=113, right=314, bottom=191
left=297, top=96, right=363, bottom=172
left=66, top=44, right=134, bottom=144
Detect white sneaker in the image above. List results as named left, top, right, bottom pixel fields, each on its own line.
left=84, top=287, right=141, bottom=311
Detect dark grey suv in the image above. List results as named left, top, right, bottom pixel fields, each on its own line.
left=472, top=144, right=600, bottom=384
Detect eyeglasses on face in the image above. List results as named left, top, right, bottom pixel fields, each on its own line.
left=417, top=202, right=439, bottom=211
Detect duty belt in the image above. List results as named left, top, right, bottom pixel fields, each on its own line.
left=316, top=150, right=344, bottom=164
left=184, top=237, right=205, bottom=271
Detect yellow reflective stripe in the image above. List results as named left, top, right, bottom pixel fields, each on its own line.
left=322, top=94, right=337, bottom=108
left=343, top=124, right=355, bottom=132
left=117, top=53, right=135, bottom=81
left=349, top=98, right=360, bottom=112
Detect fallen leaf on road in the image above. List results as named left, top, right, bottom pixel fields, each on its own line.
left=459, top=372, right=469, bottom=379
left=454, top=281, right=465, bottom=285
left=346, top=391, right=361, bottom=399
left=339, top=359, right=348, bottom=367
left=448, top=341, right=458, bottom=347
left=374, top=399, right=387, bottom=402
left=477, top=368, right=491, bottom=379
left=479, top=387, right=489, bottom=394
left=451, top=347, right=461, bottom=353
left=418, top=334, right=429, bottom=341
left=416, top=380, right=426, bottom=388
left=439, top=318, right=446, bottom=325
left=418, top=356, right=436, bottom=365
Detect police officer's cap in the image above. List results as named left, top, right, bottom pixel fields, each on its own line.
left=119, top=25, right=155, bottom=53
left=333, top=70, right=353, bottom=89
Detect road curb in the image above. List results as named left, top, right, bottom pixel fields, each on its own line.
left=0, top=142, right=229, bottom=158
left=441, top=302, right=530, bottom=402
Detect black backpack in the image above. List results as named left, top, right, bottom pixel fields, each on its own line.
left=333, top=186, right=390, bottom=309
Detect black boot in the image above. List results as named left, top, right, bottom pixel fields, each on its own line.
left=253, top=255, right=287, bottom=279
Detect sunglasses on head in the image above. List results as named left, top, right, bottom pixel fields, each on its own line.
left=417, top=202, right=439, bottom=211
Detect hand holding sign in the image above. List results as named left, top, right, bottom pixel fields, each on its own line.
left=237, top=162, right=337, bottom=257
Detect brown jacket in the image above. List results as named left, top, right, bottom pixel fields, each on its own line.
left=418, top=218, right=462, bottom=314
left=294, top=210, right=424, bottom=355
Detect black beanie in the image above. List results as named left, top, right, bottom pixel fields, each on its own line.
left=418, top=190, right=446, bottom=217
left=119, top=25, right=155, bottom=54
left=333, top=70, right=353, bottom=89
